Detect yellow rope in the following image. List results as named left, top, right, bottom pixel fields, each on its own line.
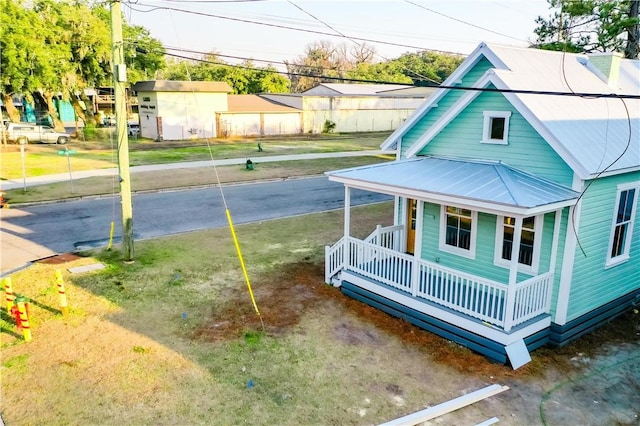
left=225, top=209, right=262, bottom=319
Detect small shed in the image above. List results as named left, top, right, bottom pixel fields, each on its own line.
left=132, top=80, right=232, bottom=141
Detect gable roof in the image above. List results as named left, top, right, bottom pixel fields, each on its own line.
left=132, top=80, right=232, bottom=93
left=227, top=95, right=300, bottom=113
left=326, top=156, right=579, bottom=215
left=303, top=83, right=412, bottom=96
left=383, top=43, right=640, bottom=180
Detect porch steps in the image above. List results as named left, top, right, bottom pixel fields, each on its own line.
left=341, top=281, right=550, bottom=366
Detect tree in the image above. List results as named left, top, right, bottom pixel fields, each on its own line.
left=285, top=40, right=348, bottom=92
left=0, top=0, right=54, bottom=122
left=533, top=0, right=640, bottom=58
left=161, top=53, right=289, bottom=94
left=392, top=51, right=464, bottom=85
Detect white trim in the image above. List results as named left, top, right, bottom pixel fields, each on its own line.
left=333, top=177, right=577, bottom=217
left=605, top=181, right=639, bottom=268
left=415, top=200, right=424, bottom=256
left=344, top=186, right=351, bottom=239
left=405, top=74, right=490, bottom=158
left=555, top=175, right=584, bottom=325
left=493, top=214, right=543, bottom=275
left=439, top=205, right=477, bottom=260
left=393, top=195, right=400, bottom=226
left=379, top=43, right=504, bottom=152
left=481, top=111, right=511, bottom=144
left=342, top=271, right=550, bottom=345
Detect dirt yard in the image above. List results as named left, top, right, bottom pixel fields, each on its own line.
left=198, top=261, right=640, bottom=425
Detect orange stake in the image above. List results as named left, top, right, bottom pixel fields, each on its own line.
left=55, top=270, right=69, bottom=316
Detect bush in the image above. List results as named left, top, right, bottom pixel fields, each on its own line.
left=322, top=119, right=336, bottom=133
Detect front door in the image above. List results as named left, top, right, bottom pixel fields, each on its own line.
left=406, top=198, right=417, bottom=254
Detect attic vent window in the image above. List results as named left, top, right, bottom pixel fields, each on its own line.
left=482, top=111, right=511, bottom=145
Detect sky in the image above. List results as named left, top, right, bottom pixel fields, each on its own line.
left=125, top=0, right=553, bottom=70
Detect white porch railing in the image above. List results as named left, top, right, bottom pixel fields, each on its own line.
left=326, top=236, right=553, bottom=332
left=364, top=224, right=404, bottom=251
left=325, top=236, right=345, bottom=284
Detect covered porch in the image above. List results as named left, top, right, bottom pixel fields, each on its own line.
left=324, top=157, right=580, bottom=367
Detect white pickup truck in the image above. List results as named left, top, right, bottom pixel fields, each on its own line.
left=5, top=123, right=70, bottom=144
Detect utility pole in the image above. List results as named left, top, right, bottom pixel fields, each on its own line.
left=110, top=0, right=134, bottom=261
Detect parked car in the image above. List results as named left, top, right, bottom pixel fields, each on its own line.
left=128, top=123, right=140, bottom=137
left=6, top=123, right=70, bottom=144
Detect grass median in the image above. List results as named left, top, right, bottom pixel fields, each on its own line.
left=0, top=132, right=390, bottom=179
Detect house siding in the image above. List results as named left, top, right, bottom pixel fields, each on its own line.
left=400, top=58, right=495, bottom=156
left=565, top=172, right=640, bottom=321
left=417, top=88, right=574, bottom=187
left=416, top=202, right=562, bottom=285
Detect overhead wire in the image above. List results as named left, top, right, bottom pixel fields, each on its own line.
left=402, top=0, right=527, bottom=43
left=285, top=0, right=443, bottom=85
left=124, top=1, right=464, bottom=56
left=130, top=44, right=640, bottom=100
left=554, top=3, right=635, bottom=258
left=165, top=9, right=265, bottom=329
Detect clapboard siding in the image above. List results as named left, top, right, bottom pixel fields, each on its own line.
left=566, top=172, right=640, bottom=320
left=417, top=89, right=574, bottom=187
left=418, top=202, right=562, bottom=285
left=400, top=58, right=495, bottom=156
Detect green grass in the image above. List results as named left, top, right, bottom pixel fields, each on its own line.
left=0, top=132, right=390, bottom=179
left=1, top=204, right=423, bottom=425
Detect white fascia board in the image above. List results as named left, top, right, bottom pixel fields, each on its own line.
left=380, top=43, right=504, bottom=153
left=328, top=176, right=578, bottom=216
left=405, top=73, right=494, bottom=158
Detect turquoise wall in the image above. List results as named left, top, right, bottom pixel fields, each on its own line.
left=417, top=87, right=574, bottom=187
left=414, top=201, right=565, bottom=285
left=566, top=172, right=640, bottom=320
left=400, top=57, right=495, bottom=156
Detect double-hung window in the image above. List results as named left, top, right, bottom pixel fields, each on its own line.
left=440, top=206, right=477, bottom=258
left=607, top=185, right=638, bottom=267
left=494, top=215, right=542, bottom=274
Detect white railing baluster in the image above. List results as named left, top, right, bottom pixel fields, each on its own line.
left=329, top=237, right=553, bottom=330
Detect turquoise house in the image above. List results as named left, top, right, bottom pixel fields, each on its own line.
left=324, top=43, right=640, bottom=369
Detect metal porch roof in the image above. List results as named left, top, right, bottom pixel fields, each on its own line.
left=326, top=157, right=580, bottom=211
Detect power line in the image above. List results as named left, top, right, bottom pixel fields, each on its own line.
left=285, top=0, right=442, bottom=84
left=124, top=1, right=465, bottom=56
left=149, top=47, right=640, bottom=99
left=402, top=0, right=526, bottom=43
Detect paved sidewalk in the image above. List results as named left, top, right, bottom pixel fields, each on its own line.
left=0, top=150, right=390, bottom=190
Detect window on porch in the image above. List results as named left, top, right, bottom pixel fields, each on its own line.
left=494, top=215, right=542, bottom=274
left=440, top=206, right=477, bottom=258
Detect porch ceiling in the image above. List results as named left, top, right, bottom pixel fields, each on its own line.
left=326, top=156, right=580, bottom=214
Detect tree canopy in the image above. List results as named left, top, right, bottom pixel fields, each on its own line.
left=0, top=0, right=165, bottom=126
left=284, top=40, right=463, bottom=92
left=160, top=53, right=290, bottom=94
left=533, top=0, right=640, bottom=58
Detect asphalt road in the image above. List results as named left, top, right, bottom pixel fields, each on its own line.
left=1, top=177, right=391, bottom=272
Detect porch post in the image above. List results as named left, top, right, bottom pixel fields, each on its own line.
left=504, top=216, right=523, bottom=332
left=546, top=208, right=563, bottom=313
left=411, top=200, right=424, bottom=297
left=549, top=208, right=563, bottom=273
left=343, top=186, right=351, bottom=268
